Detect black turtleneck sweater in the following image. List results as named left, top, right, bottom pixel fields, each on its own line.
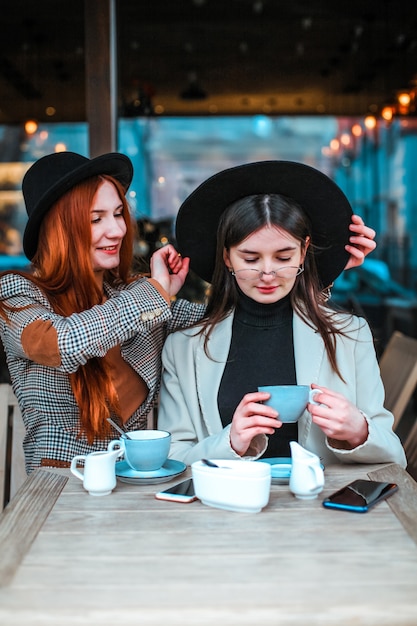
left=218, top=290, right=298, bottom=457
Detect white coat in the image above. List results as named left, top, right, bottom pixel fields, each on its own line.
left=158, top=310, right=407, bottom=468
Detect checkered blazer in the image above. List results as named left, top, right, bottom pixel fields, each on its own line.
left=0, top=273, right=205, bottom=473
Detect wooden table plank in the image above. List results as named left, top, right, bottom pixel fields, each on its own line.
left=0, top=468, right=68, bottom=586
left=367, top=463, right=417, bottom=546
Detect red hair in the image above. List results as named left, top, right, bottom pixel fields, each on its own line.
left=21, top=175, right=135, bottom=442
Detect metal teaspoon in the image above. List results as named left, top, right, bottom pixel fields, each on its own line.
left=201, top=458, right=231, bottom=468
left=107, top=417, right=133, bottom=439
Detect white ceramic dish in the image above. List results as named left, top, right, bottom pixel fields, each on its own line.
left=191, top=459, right=271, bottom=513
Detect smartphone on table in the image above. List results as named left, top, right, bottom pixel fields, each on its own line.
left=322, top=479, right=398, bottom=513
left=155, top=478, right=198, bottom=503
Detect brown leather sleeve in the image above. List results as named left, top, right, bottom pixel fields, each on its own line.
left=147, top=278, right=171, bottom=304
left=21, top=319, right=61, bottom=367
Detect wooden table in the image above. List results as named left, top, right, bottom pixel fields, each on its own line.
left=0, top=462, right=417, bottom=625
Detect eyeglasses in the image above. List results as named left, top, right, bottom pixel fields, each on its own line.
left=231, top=266, right=304, bottom=281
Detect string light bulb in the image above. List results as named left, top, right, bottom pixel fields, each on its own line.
left=364, top=115, right=377, bottom=130
left=24, top=119, right=38, bottom=135
left=381, top=106, right=394, bottom=122
left=398, top=92, right=411, bottom=107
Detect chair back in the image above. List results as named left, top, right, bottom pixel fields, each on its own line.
left=379, top=331, right=417, bottom=431
left=0, top=384, right=26, bottom=509
left=404, top=421, right=417, bottom=468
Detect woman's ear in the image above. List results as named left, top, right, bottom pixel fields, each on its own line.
left=223, top=248, right=232, bottom=271
left=300, top=236, right=310, bottom=263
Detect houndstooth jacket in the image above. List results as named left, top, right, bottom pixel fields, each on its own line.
left=0, top=273, right=205, bottom=473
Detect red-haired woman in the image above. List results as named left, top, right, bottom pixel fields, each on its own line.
left=0, top=152, right=204, bottom=472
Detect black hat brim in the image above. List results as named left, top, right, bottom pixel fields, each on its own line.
left=175, top=160, right=352, bottom=287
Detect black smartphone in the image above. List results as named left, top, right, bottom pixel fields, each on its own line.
left=322, top=479, right=398, bottom=513
left=155, top=478, right=198, bottom=503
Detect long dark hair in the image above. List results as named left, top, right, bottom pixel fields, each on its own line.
left=198, top=193, right=351, bottom=379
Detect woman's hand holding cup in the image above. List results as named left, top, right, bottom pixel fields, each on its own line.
left=230, top=391, right=282, bottom=456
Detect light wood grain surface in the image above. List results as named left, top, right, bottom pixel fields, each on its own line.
left=0, top=469, right=68, bottom=586
left=0, top=463, right=416, bottom=626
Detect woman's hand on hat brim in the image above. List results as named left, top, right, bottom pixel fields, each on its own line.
left=344, top=214, right=376, bottom=271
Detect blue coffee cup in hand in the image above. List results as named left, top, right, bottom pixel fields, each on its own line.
left=257, top=385, right=320, bottom=423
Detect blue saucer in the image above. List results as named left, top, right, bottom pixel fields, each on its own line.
left=257, top=457, right=325, bottom=484
left=115, top=459, right=186, bottom=485
left=257, top=457, right=293, bottom=483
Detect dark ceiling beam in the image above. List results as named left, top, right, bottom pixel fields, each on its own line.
left=84, top=0, right=117, bottom=156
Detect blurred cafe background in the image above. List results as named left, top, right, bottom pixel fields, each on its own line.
left=2, top=1, right=417, bottom=403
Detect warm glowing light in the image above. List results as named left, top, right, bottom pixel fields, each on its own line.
left=160, top=236, right=169, bottom=245
left=54, top=143, right=67, bottom=152
left=340, top=133, right=351, bottom=146
left=364, top=115, right=377, bottom=130
left=158, top=176, right=166, bottom=184
left=45, top=106, right=56, bottom=116
left=330, top=138, right=340, bottom=151
left=24, top=120, right=38, bottom=134
left=381, top=106, right=394, bottom=121
left=39, top=130, right=49, bottom=141
left=397, top=92, right=411, bottom=107
left=351, top=124, right=362, bottom=137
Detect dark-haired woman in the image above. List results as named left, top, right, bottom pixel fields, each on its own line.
left=158, top=161, right=406, bottom=468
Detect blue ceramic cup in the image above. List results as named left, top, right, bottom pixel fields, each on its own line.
left=257, top=385, right=320, bottom=423
left=108, top=429, right=171, bottom=472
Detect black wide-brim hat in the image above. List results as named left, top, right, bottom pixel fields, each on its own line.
left=175, top=160, right=353, bottom=288
left=22, top=151, right=134, bottom=260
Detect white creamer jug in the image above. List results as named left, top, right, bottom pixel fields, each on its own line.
left=70, top=448, right=122, bottom=496
left=289, top=441, right=324, bottom=499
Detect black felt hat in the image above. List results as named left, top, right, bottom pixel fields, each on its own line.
left=175, top=160, right=353, bottom=288
left=22, top=151, right=134, bottom=260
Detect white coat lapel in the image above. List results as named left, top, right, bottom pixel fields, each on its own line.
left=293, top=312, right=325, bottom=443
left=195, top=315, right=234, bottom=435
left=293, top=313, right=325, bottom=385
